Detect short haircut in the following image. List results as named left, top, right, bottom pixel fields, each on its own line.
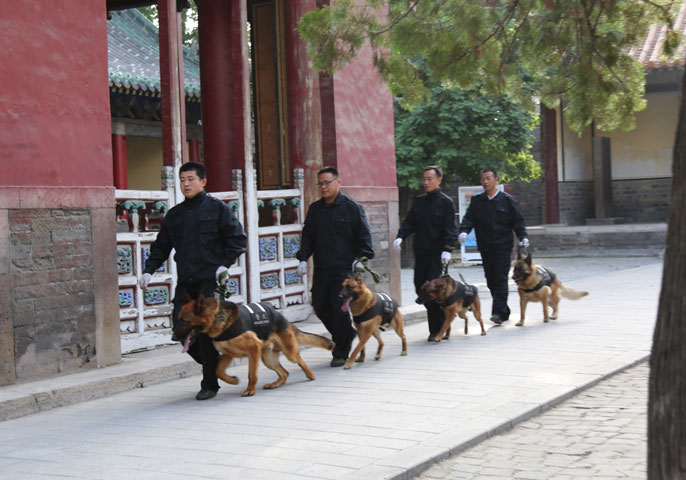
left=180, top=161, right=206, bottom=179
left=317, top=166, right=339, bottom=177
left=424, top=165, right=443, bottom=178
left=480, top=168, right=498, bottom=178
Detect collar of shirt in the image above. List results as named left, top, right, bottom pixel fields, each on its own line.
left=487, top=190, right=500, bottom=200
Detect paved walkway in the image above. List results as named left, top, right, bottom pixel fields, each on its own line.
left=416, top=362, right=648, bottom=479
left=0, top=255, right=662, bottom=479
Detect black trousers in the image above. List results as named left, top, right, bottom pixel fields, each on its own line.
left=479, top=245, right=513, bottom=320
left=172, top=280, right=220, bottom=392
left=311, top=268, right=357, bottom=359
left=413, top=253, right=445, bottom=336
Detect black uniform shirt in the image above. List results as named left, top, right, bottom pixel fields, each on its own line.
left=144, top=191, right=247, bottom=284
left=397, top=189, right=459, bottom=255
left=296, top=192, right=374, bottom=271
left=459, top=190, right=527, bottom=250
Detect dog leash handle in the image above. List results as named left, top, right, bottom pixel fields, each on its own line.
left=442, top=261, right=449, bottom=277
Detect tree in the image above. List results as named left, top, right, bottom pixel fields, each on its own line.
left=395, top=86, right=540, bottom=189
left=298, top=2, right=685, bottom=477
left=138, top=2, right=199, bottom=49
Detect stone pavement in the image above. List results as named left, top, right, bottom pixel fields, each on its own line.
left=0, top=254, right=662, bottom=479
left=416, top=362, right=648, bottom=480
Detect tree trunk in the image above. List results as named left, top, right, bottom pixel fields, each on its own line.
left=648, top=70, right=686, bottom=478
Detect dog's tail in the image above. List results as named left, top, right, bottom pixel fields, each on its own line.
left=560, top=284, right=589, bottom=300
left=294, top=326, right=335, bottom=351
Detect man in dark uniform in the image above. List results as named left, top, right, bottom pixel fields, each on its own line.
left=393, top=166, right=458, bottom=341
left=458, top=168, right=528, bottom=325
left=296, top=166, right=375, bottom=367
left=140, top=162, right=247, bottom=400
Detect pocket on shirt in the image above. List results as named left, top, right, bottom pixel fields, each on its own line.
left=200, top=216, right=219, bottom=233
left=495, top=208, right=511, bottom=224
left=334, top=216, right=351, bottom=233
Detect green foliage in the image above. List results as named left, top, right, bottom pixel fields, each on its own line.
left=137, top=3, right=199, bottom=48
left=298, top=0, right=683, bottom=133
left=395, top=88, right=540, bottom=189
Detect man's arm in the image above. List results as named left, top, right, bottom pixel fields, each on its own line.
left=219, top=206, right=247, bottom=267
left=459, top=200, right=476, bottom=234
left=144, top=220, right=173, bottom=274
left=509, top=196, right=528, bottom=241
left=442, top=197, right=459, bottom=250
left=396, top=202, right=416, bottom=240
left=296, top=206, right=315, bottom=262
left=354, top=202, right=375, bottom=260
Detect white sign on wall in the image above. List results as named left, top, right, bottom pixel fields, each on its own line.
left=457, top=185, right=504, bottom=264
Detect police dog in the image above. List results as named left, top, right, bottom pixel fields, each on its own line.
left=512, top=252, right=589, bottom=326
left=177, top=294, right=334, bottom=397
left=422, top=273, right=485, bottom=341
left=339, top=273, right=407, bottom=369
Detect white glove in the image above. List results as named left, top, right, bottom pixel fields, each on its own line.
left=353, top=260, right=364, bottom=271
left=441, top=251, right=451, bottom=264
left=519, top=238, right=530, bottom=247
left=458, top=232, right=468, bottom=244
left=139, top=273, right=152, bottom=291
left=298, top=261, right=308, bottom=274
left=215, top=266, right=229, bottom=285
left=392, top=238, right=403, bottom=250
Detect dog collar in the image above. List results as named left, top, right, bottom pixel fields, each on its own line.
left=522, top=267, right=556, bottom=293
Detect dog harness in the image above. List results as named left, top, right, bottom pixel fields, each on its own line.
left=522, top=267, right=557, bottom=293
left=352, top=293, right=398, bottom=328
left=438, top=277, right=477, bottom=309
left=212, top=302, right=280, bottom=341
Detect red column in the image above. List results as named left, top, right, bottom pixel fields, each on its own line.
left=158, top=0, right=187, bottom=169
left=188, top=139, right=201, bottom=164
left=196, top=0, right=243, bottom=191
left=542, top=106, right=560, bottom=224
left=112, top=133, right=128, bottom=189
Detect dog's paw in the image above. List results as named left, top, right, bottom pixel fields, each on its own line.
left=241, top=389, right=256, bottom=397
left=550, top=315, right=558, bottom=320
left=515, top=321, right=524, bottom=327
left=343, top=364, right=352, bottom=370
left=481, top=331, right=486, bottom=336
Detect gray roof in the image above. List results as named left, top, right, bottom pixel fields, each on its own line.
left=108, top=9, right=201, bottom=100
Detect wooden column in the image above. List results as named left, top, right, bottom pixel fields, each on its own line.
left=158, top=0, right=187, bottom=204
left=111, top=133, right=128, bottom=189
left=542, top=106, right=560, bottom=224
left=196, top=0, right=238, bottom=191
left=188, top=139, right=201, bottom=164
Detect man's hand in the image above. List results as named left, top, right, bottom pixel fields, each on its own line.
left=353, top=260, right=364, bottom=271
left=519, top=238, right=530, bottom=247
left=441, top=251, right=451, bottom=264
left=139, top=273, right=152, bottom=291
left=392, top=238, right=403, bottom=250
left=458, top=232, right=468, bottom=244
left=215, top=266, right=229, bottom=285
left=298, top=261, right=308, bottom=274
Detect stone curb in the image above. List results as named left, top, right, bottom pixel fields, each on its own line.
left=391, top=355, right=651, bottom=480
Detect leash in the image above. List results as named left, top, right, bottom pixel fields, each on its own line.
left=353, top=256, right=382, bottom=284
left=215, top=270, right=231, bottom=300
left=442, top=261, right=449, bottom=277
left=518, top=244, right=529, bottom=258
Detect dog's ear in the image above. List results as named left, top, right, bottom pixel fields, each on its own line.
left=354, top=272, right=362, bottom=283
left=525, top=252, right=532, bottom=265
left=346, top=272, right=355, bottom=280
left=184, top=291, right=193, bottom=303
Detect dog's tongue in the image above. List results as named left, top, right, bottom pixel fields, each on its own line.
left=341, top=297, right=352, bottom=313
left=182, top=332, right=193, bottom=353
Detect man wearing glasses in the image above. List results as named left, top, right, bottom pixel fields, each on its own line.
left=296, top=167, right=375, bottom=367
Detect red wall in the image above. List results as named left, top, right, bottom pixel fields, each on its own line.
left=331, top=42, right=397, bottom=188
left=0, top=1, right=112, bottom=187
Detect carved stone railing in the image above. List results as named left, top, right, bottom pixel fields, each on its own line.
left=115, top=189, right=175, bottom=353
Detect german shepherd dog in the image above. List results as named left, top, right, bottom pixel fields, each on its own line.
left=512, top=252, right=589, bottom=326
left=421, top=273, right=486, bottom=341
left=339, top=273, right=407, bottom=369
left=177, top=294, right=334, bottom=397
